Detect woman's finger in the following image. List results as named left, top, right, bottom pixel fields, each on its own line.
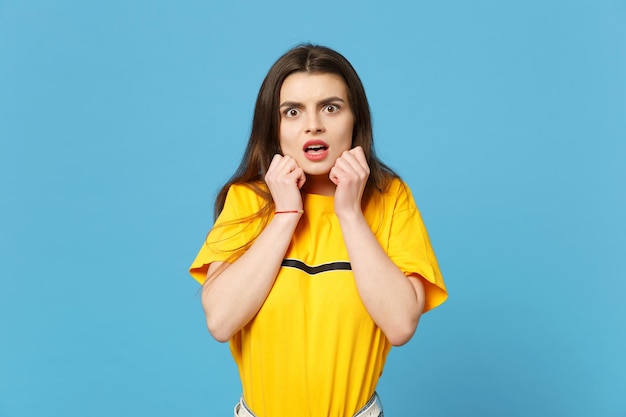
left=349, top=146, right=370, bottom=173
left=334, top=151, right=368, bottom=181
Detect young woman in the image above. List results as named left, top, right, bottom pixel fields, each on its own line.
left=189, top=44, right=447, bottom=417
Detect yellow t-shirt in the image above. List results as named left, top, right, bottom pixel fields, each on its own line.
left=189, top=178, right=447, bottom=417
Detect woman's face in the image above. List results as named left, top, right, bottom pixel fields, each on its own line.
left=278, top=72, right=354, bottom=179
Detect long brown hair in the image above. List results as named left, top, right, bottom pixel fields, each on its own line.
left=214, top=44, right=398, bottom=222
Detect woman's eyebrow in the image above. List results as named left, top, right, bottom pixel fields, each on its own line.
left=319, top=96, right=346, bottom=104
left=279, top=96, right=346, bottom=108
left=279, top=101, right=302, bottom=108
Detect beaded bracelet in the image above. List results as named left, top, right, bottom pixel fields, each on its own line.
left=274, top=209, right=304, bottom=214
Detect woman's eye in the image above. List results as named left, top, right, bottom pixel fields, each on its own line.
left=324, top=104, right=339, bottom=113
left=284, top=108, right=300, bottom=117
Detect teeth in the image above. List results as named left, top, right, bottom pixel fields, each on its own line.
left=306, top=145, right=326, bottom=151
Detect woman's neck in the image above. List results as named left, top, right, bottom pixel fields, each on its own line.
left=302, top=175, right=336, bottom=196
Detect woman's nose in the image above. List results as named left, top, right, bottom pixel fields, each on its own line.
left=305, top=113, right=325, bottom=134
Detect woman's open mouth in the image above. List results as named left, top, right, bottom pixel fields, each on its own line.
left=303, top=140, right=329, bottom=161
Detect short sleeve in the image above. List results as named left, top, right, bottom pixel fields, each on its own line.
left=387, top=182, right=448, bottom=313
left=188, top=184, right=266, bottom=284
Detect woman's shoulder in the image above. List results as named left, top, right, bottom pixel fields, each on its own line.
left=381, top=177, right=412, bottom=199
left=227, top=181, right=268, bottom=198
left=379, top=177, right=422, bottom=215
left=223, top=181, right=269, bottom=211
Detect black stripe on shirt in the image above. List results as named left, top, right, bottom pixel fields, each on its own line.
left=281, top=259, right=352, bottom=275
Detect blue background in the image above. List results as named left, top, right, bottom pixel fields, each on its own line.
left=1, top=1, right=625, bottom=416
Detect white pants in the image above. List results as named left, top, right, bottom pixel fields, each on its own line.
left=234, top=392, right=384, bottom=417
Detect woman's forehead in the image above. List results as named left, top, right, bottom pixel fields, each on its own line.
left=279, top=72, right=348, bottom=102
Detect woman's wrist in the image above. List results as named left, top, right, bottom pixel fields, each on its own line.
left=335, top=207, right=365, bottom=225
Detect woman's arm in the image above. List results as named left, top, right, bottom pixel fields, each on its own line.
left=202, top=212, right=301, bottom=342
left=330, top=147, right=425, bottom=346
left=202, top=154, right=305, bottom=342
left=336, top=214, right=425, bottom=346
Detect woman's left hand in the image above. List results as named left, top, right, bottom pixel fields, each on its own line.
left=329, top=146, right=370, bottom=219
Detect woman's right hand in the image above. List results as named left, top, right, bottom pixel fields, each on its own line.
left=204, top=155, right=305, bottom=342
left=264, top=154, right=306, bottom=212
